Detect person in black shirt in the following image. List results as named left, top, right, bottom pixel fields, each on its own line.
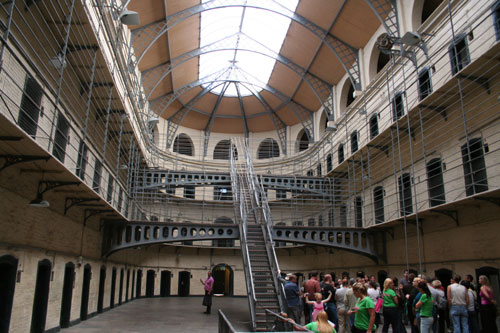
left=321, top=274, right=338, bottom=329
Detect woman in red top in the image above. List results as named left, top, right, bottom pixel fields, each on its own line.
left=478, top=275, right=498, bottom=333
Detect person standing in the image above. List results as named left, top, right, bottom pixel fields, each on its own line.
left=432, top=280, right=447, bottom=333
left=283, top=274, right=303, bottom=324
left=478, top=275, right=498, bottom=333
left=349, top=283, right=376, bottom=333
left=322, top=274, right=339, bottom=329
left=200, top=271, right=214, bottom=314
left=382, top=278, right=399, bottom=333
left=461, top=280, right=479, bottom=333
left=344, top=278, right=357, bottom=331
left=416, top=281, right=434, bottom=333
left=304, top=272, right=321, bottom=323
left=336, top=278, right=349, bottom=333
left=447, top=274, right=469, bottom=333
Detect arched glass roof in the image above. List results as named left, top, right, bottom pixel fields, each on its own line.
left=199, top=0, right=299, bottom=97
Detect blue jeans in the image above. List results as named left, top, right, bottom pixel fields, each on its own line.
left=324, top=303, right=338, bottom=329
left=421, top=316, right=434, bottom=333
left=450, top=305, right=469, bottom=333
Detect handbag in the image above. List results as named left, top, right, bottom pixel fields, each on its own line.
left=375, top=298, right=383, bottom=313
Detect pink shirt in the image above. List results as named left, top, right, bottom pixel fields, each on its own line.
left=204, top=276, right=214, bottom=291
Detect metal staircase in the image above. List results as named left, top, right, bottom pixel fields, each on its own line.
left=230, top=139, right=286, bottom=332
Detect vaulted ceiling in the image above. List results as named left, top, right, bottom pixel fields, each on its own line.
left=127, top=0, right=385, bottom=142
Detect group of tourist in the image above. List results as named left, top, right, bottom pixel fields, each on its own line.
left=280, top=270, right=498, bottom=333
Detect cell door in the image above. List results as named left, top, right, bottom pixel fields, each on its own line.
left=146, top=270, right=155, bottom=297
left=31, top=259, right=51, bottom=333
left=80, top=265, right=91, bottom=321
left=160, top=271, right=171, bottom=297
left=97, top=266, right=106, bottom=313
left=0, top=255, right=18, bottom=333
left=136, top=270, right=143, bottom=298
left=178, top=271, right=190, bottom=296
left=60, top=262, right=75, bottom=328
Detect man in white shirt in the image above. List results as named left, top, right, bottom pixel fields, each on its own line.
left=447, top=274, right=469, bottom=333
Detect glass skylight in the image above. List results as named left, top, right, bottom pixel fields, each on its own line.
left=199, top=0, right=299, bottom=97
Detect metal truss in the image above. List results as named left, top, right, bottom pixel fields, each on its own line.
left=130, top=0, right=361, bottom=89
left=133, top=170, right=332, bottom=196
left=141, top=33, right=333, bottom=118
left=102, top=221, right=240, bottom=257
left=364, top=0, right=400, bottom=39
left=272, top=226, right=379, bottom=262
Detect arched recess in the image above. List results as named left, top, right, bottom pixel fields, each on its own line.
left=368, top=40, right=391, bottom=82
left=60, top=262, right=75, bottom=328
left=412, top=0, right=445, bottom=31
left=97, top=266, right=106, bottom=313
left=214, top=217, right=234, bottom=247
left=339, top=78, right=356, bottom=116
left=434, top=268, right=453, bottom=291
left=211, top=264, right=234, bottom=296
left=110, top=268, right=117, bottom=308
left=213, top=140, right=237, bottom=160
left=80, top=264, right=92, bottom=321
left=296, top=128, right=311, bottom=153
left=0, top=255, right=18, bottom=333
left=178, top=271, right=190, bottom=296
left=257, top=138, right=280, bottom=159
left=173, top=133, right=194, bottom=156
left=152, top=124, right=160, bottom=147
left=319, top=110, right=328, bottom=138
left=31, top=259, right=52, bottom=333
left=146, top=270, right=155, bottom=297
left=160, top=270, right=171, bottom=297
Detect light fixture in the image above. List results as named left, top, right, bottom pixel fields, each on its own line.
left=29, top=195, right=50, bottom=208
left=119, top=164, right=128, bottom=170
left=147, top=116, right=159, bottom=127
left=401, top=31, right=422, bottom=46
left=119, top=9, right=140, bottom=26
left=326, top=120, right=337, bottom=132
left=49, top=52, right=67, bottom=70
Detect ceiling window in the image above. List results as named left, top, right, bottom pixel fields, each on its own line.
left=199, top=1, right=299, bottom=96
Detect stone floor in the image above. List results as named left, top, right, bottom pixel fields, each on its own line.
left=62, top=296, right=253, bottom=333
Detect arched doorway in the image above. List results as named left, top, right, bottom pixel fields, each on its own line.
left=435, top=268, right=453, bottom=291
left=212, top=264, right=234, bottom=296
left=118, top=268, right=124, bottom=305
left=178, top=271, right=190, bottom=296
left=125, top=269, right=130, bottom=302
left=97, top=266, right=106, bottom=313
left=377, top=270, right=388, bottom=285
left=160, top=270, right=171, bottom=297
left=60, top=262, right=75, bottom=328
left=146, top=270, right=155, bottom=297
left=131, top=270, right=135, bottom=299
left=110, top=268, right=116, bottom=308
left=136, top=269, right=143, bottom=298
left=80, top=264, right=91, bottom=321
left=0, top=255, right=18, bottom=333
left=31, top=259, right=51, bottom=333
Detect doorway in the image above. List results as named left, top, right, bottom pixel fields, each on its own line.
left=80, top=264, right=91, bottom=321
left=118, top=268, right=124, bottom=304
left=146, top=270, right=155, bottom=297
left=31, top=259, right=51, bottom=333
left=97, top=266, right=106, bottom=313
left=178, top=271, right=190, bottom=296
left=476, top=266, right=500, bottom=304
left=377, top=270, right=388, bottom=285
left=212, top=264, right=233, bottom=296
left=136, top=269, right=143, bottom=298
left=131, top=270, right=135, bottom=300
left=110, top=268, right=116, bottom=308
left=0, top=255, right=18, bottom=333
left=60, top=262, right=75, bottom=328
left=160, top=270, right=171, bottom=297
left=125, top=270, right=130, bottom=302
left=435, top=268, right=453, bottom=291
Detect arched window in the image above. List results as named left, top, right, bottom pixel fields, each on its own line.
left=213, top=140, right=237, bottom=160
left=398, top=173, right=413, bottom=216
left=307, top=169, right=314, bottom=177
left=316, top=163, right=322, bottom=176
left=461, top=138, right=488, bottom=196
left=377, top=51, right=391, bottom=73
left=418, top=68, right=433, bottom=100
left=373, top=186, right=384, bottom=224
left=422, top=0, right=444, bottom=24
left=427, top=158, right=446, bottom=207
left=369, top=114, right=379, bottom=139
left=338, top=144, right=344, bottom=164
left=326, top=154, right=333, bottom=172
left=173, top=134, right=194, bottom=156
left=297, top=129, right=311, bottom=152
left=351, top=131, right=358, bottom=154
left=392, top=92, right=405, bottom=121
left=346, top=82, right=355, bottom=108
left=257, top=138, right=280, bottom=159
left=355, top=197, right=363, bottom=227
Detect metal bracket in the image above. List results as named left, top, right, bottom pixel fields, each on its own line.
left=67, top=44, right=99, bottom=53
left=456, top=74, right=490, bottom=94
left=0, top=136, right=22, bottom=141
left=64, top=197, right=101, bottom=215
left=84, top=209, right=113, bottom=226
left=431, top=209, right=459, bottom=226
left=420, top=104, right=447, bottom=121
left=0, top=155, right=50, bottom=172
left=474, top=197, right=500, bottom=207
left=367, top=144, right=390, bottom=157
left=80, top=81, right=113, bottom=95
left=38, top=181, right=80, bottom=196
left=95, top=109, right=125, bottom=121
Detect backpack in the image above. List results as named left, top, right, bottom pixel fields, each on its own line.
left=436, top=292, right=447, bottom=310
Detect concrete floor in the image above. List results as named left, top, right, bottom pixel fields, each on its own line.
left=62, top=296, right=252, bottom=333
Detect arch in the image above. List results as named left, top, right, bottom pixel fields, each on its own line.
left=257, top=138, right=280, bottom=159
left=368, top=40, right=391, bottom=81
left=213, top=140, right=237, bottom=160
left=296, top=128, right=311, bottom=153
left=119, top=268, right=124, bottom=304
left=0, top=255, right=18, bottom=333
left=136, top=269, right=143, bottom=298
left=319, top=110, right=329, bottom=138
left=146, top=270, right=155, bottom=297
left=435, top=268, right=453, bottom=291
left=131, top=270, right=136, bottom=300
left=160, top=270, right=171, bottom=297
left=412, top=0, right=445, bottom=30
left=339, top=79, right=356, bottom=116
left=173, top=133, right=194, bottom=156
left=80, top=264, right=91, bottom=321
left=31, top=259, right=52, bottom=333
left=125, top=269, right=130, bottom=301
left=97, top=266, right=106, bottom=313
left=211, top=264, right=234, bottom=296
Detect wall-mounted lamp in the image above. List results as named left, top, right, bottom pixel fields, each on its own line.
left=326, top=120, right=337, bottom=132
left=119, top=9, right=140, bottom=26
left=147, top=116, right=159, bottom=127
left=29, top=194, right=50, bottom=208
left=29, top=180, right=80, bottom=208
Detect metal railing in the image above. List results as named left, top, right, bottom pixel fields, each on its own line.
left=264, top=310, right=312, bottom=332
left=218, top=309, right=237, bottom=333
